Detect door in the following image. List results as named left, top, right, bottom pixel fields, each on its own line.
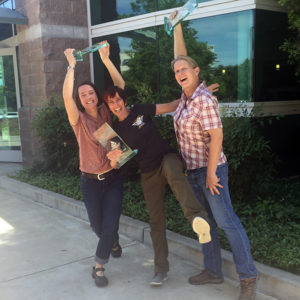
left=0, top=48, right=22, bottom=162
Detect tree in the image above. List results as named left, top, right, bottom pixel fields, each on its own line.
left=278, top=0, right=300, bottom=77
left=122, top=23, right=216, bottom=105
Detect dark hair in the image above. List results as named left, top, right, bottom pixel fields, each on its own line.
left=103, top=86, right=127, bottom=105
left=74, top=81, right=103, bottom=112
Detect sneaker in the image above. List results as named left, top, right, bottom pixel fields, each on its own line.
left=150, top=272, right=168, bottom=286
left=192, top=217, right=211, bottom=244
left=92, top=266, right=108, bottom=287
left=239, top=277, right=257, bottom=300
left=188, top=270, right=224, bottom=285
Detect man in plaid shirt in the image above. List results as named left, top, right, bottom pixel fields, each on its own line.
left=171, top=20, right=258, bottom=300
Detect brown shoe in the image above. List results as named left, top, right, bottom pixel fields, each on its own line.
left=239, top=277, right=257, bottom=300
left=188, top=270, right=224, bottom=285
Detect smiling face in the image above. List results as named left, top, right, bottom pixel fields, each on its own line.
left=78, top=84, right=98, bottom=111
left=106, top=92, right=128, bottom=121
left=173, top=59, right=200, bottom=96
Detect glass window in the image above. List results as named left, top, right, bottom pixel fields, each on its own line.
left=92, top=10, right=254, bottom=103
left=0, top=55, right=21, bottom=150
left=90, top=0, right=213, bottom=25
left=0, top=0, right=15, bottom=9
left=254, top=10, right=300, bottom=101
left=0, top=0, right=15, bottom=41
left=90, top=0, right=157, bottom=25
left=0, top=24, right=13, bottom=41
left=188, top=10, right=254, bottom=102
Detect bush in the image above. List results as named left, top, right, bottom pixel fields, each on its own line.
left=12, top=170, right=299, bottom=275
left=32, top=98, right=282, bottom=205
left=13, top=168, right=82, bottom=200
left=222, top=105, right=280, bottom=202
left=32, top=97, right=79, bottom=172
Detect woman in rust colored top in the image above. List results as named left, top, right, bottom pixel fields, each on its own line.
left=63, top=42, right=124, bottom=287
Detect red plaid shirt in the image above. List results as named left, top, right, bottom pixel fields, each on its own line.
left=173, top=82, right=227, bottom=170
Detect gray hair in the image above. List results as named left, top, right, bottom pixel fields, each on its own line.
left=171, top=55, right=199, bottom=71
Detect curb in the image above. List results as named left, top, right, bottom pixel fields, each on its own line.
left=0, top=175, right=299, bottom=300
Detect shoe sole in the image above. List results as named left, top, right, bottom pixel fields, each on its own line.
left=189, top=278, right=224, bottom=285
left=192, top=217, right=211, bottom=244
left=150, top=277, right=168, bottom=286
left=111, top=251, right=122, bottom=258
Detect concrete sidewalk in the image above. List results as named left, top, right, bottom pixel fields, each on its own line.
left=0, top=187, right=270, bottom=300
left=0, top=163, right=299, bottom=300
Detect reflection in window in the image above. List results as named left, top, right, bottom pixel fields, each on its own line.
left=91, top=0, right=211, bottom=25
left=0, top=24, right=13, bottom=41
left=254, top=10, right=300, bottom=101
left=0, top=55, right=20, bottom=150
left=92, top=10, right=255, bottom=103
left=189, top=10, right=254, bottom=102
left=0, top=0, right=15, bottom=9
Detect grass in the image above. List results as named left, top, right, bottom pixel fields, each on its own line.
left=11, top=168, right=300, bottom=276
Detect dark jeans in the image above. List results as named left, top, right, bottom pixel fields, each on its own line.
left=141, top=153, right=208, bottom=273
left=80, top=172, right=123, bottom=265
left=187, top=163, right=257, bottom=280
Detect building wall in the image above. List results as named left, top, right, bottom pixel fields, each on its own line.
left=15, top=0, right=90, bottom=165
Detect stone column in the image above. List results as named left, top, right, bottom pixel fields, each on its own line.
left=15, top=0, right=90, bottom=165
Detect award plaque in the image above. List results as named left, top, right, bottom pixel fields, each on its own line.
left=164, top=0, right=199, bottom=36
left=73, top=42, right=109, bottom=61
left=93, top=122, right=138, bottom=168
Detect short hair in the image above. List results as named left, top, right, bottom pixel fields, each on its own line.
left=171, top=55, right=199, bottom=71
left=74, top=81, right=103, bottom=112
left=103, top=86, right=127, bottom=105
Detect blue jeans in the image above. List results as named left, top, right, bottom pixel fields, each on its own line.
left=80, top=172, right=123, bottom=265
left=187, top=163, right=257, bottom=280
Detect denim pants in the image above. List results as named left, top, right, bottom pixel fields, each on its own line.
left=141, top=153, right=208, bottom=273
left=80, top=172, right=123, bottom=265
left=187, top=163, right=257, bottom=280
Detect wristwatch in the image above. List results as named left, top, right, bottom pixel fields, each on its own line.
left=67, top=65, right=75, bottom=71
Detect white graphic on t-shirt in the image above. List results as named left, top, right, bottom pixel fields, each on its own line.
left=132, top=115, right=145, bottom=129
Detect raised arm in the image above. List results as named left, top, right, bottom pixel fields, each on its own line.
left=98, top=41, right=125, bottom=89
left=172, top=11, right=187, bottom=58
left=62, top=49, right=80, bottom=126
left=155, top=99, right=180, bottom=115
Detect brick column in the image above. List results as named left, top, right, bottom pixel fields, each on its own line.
left=15, top=0, right=90, bottom=165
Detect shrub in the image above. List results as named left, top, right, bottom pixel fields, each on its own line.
left=13, top=168, right=82, bottom=200
left=32, top=97, right=79, bottom=172
left=11, top=169, right=300, bottom=275
left=222, top=105, right=280, bottom=202
left=32, top=97, right=281, bottom=206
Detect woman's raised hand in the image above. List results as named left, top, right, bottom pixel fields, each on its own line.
left=98, top=41, right=110, bottom=61
left=64, top=48, right=76, bottom=67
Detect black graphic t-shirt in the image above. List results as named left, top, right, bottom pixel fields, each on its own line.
left=113, top=103, right=175, bottom=173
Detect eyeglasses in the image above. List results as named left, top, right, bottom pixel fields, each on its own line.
left=174, top=67, right=195, bottom=76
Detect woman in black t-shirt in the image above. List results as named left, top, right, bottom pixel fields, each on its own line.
left=102, top=85, right=211, bottom=286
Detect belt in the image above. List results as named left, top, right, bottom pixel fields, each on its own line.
left=81, top=169, right=117, bottom=181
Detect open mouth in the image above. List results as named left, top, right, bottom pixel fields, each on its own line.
left=180, top=77, right=187, bottom=83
